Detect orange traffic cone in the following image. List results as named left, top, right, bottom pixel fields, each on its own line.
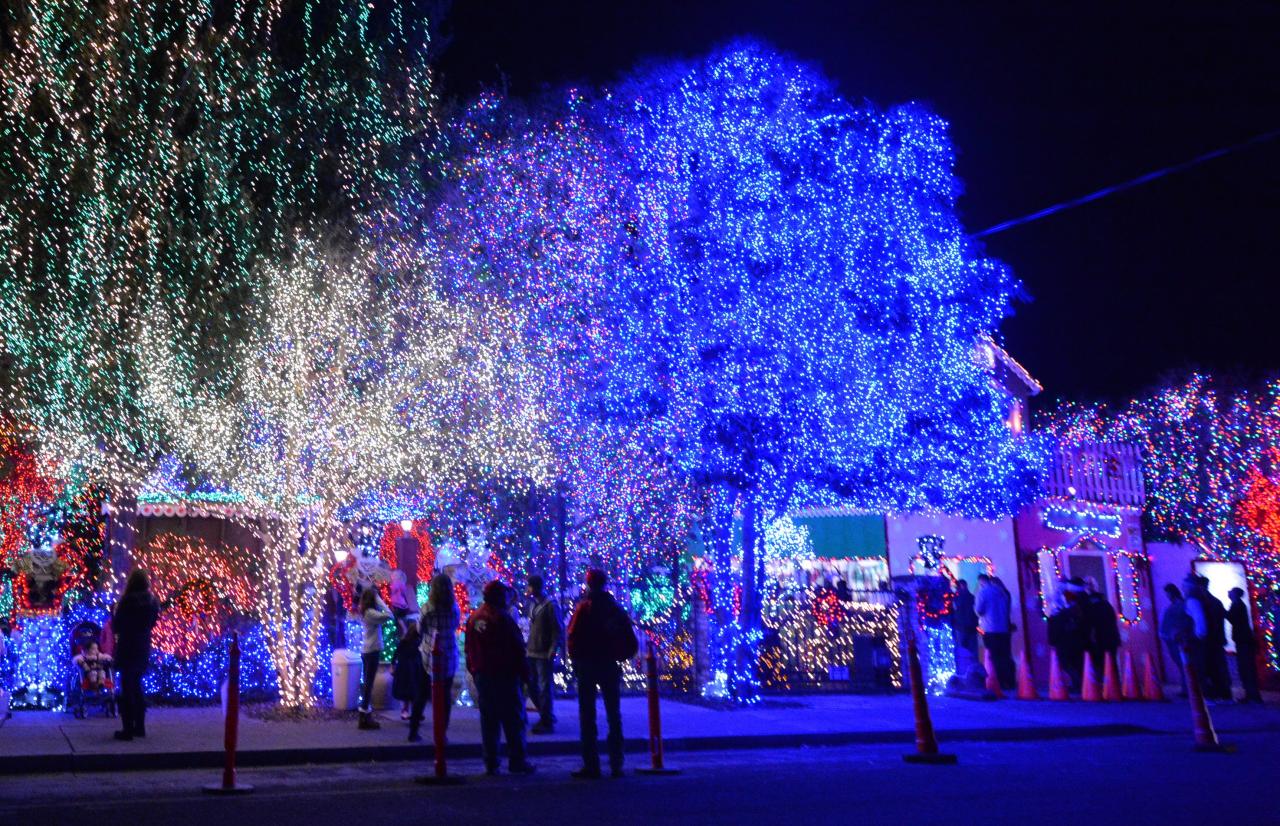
left=1121, top=652, right=1140, bottom=700
left=1103, top=653, right=1122, bottom=701
left=1182, top=645, right=1233, bottom=752
left=1016, top=653, right=1039, bottom=700
left=1081, top=652, right=1102, bottom=702
left=903, top=637, right=958, bottom=764
left=983, top=648, right=1004, bottom=698
left=1142, top=653, right=1165, bottom=702
left=1048, top=650, right=1070, bottom=701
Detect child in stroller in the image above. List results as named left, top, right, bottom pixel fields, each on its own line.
left=70, top=624, right=116, bottom=718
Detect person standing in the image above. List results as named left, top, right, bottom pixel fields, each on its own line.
left=525, top=574, right=562, bottom=734
left=357, top=588, right=392, bottom=730
left=1159, top=583, right=1193, bottom=696
left=1084, top=582, right=1121, bottom=669
left=1227, top=587, right=1264, bottom=704
left=975, top=574, right=1015, bottom=690
left=413, top=574, right=461, bottom=742
left=568, top=568, right=636, bottom=779
left=392, top=618, right=426, bottom=739
left=1189, top=576, right=1232, bottom=701
left=111, top=570, right=160, bottom=741
left=1181, top=574, right=1212, bottom=696
left=951, top=579, right=979, bottom=659
left=465, top=580, right=535, bottom=776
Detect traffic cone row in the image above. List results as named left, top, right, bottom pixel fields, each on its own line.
left=1016, top=654, right=1038, bottom=700
left=1038, top=649, right=1168, bottom=702
left=1048, top=649, right=1070, bottom=701
left=983, top=648, right=1004, bottom=699
left=1121, top=652, right=1141, bottom=700
left=1102, top=653, right=1123, bottom=701
left=1081, top=653, right=1102, bottom=701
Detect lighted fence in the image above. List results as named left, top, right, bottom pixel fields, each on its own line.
left=1045, top=443, right=1145, bottom=507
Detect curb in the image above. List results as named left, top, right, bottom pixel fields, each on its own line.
left=0, top=723, right=1154, bottom=775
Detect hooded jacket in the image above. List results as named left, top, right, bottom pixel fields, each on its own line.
left=567, top=587, right=628, bottom=664
left=465, top=582, right=527, bottom=679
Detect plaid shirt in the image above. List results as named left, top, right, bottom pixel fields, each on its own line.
left=418, top=603, right=460, bottom=678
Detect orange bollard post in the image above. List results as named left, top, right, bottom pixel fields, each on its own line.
left=1182, top=645, right=1234, bottom=753
left=903, top=636, right=957, bottom=764
left=203, top=633, right=253, bottom=794
left=1121, top=652, right=1140, bottom=700
left=1016, top=654, right=1039, bottom=700
left=1081, top=653, right=1102, bottom=702
left=637, top=641, right=680, bottom=775
left=1102, top=653, right=1123, bottom=702
left=983, top=648, right=1004, bottom=699
left=1142, top=653, right=1166, bottom=702
left=417, top=641, right=465, bottom=785
left=1048, top=650, right=1070, bottom=701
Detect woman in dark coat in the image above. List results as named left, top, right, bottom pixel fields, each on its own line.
left=112, top=569, right=160, bottom=741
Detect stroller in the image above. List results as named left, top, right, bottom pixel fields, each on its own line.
left=67, top=621, right=116, bottom=719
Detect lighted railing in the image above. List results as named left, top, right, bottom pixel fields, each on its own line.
left=1045, top=443, right=1145, bottom=507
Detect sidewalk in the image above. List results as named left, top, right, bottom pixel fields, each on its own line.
left=1, top=693, right=1276, bottom=775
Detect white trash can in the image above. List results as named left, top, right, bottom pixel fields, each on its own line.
left=331, top=648, right=362, bottom=710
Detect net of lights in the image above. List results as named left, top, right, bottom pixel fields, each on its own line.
left=1041, top=503, right=1124, bottom=538
left=2, top=31, right=1050, bottom=709
left=760, top=587, right=902, bottom=691
left=1045, top=375, right=1280, bottom=670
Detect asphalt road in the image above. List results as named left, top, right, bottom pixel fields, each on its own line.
left=3, top=733, right=1278, bottom=826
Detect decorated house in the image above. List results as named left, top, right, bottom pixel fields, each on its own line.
left=1013, top=443, right=1161, bottom=684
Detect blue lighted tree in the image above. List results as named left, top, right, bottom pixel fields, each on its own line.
left=599, top=42, right=1046, bottom=701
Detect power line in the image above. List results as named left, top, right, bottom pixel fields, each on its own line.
left=973, top=127, right=1280, bottom=239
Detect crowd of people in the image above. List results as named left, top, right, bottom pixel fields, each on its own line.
left=950, top=574, right=1017, bottom=690
left=1159, top=575, right=1264, bottom=704
left=71, top=562, right=1266, bottom=764
left=354, top=567, right=638, bottom=777
left=950, top=568, right=1266, bottom=704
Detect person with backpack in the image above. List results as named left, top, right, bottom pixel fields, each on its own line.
left=465, top=579, right=536, bottom=776
left=567, top=568, right=637, bottom=779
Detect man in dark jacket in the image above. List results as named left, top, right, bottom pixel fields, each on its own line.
left=567, top=568, right=633, bottom=779
left=1227, top=588, right=1264, bottom=703
left=112, top=570, right=160, bottom=741
left=951, top=579, right=978, bottom=658
left=525, top=574, right=562, bottom=734
left=1084, top=586, right=1122, bottom=668
left=465, top=580, right=535, bottom=775
left=1193, top=576, right=1232, bottom=700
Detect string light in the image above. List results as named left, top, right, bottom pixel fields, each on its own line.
left=1046, top=375, right=1280, bottom=671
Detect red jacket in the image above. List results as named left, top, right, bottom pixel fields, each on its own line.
left=568, top=589, right=624, bottom=664
left=465, top=603, right=528, bottom=680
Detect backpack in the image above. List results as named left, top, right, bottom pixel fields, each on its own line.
left=606, top=604, right=639, bottom=662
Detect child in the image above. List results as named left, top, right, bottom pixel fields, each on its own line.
left=391, top=619, right=428, bottom=741
left=356, top=588, right=392, bottom=730
left=73, top=640, right=114, bottom=692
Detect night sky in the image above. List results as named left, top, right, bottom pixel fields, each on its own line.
left=432, top=0, right=1280, bottom=404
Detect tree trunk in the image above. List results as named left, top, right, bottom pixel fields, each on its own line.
left=735, top=493, right=762, bottom=702
left=256, top=510, right=331, bottom=709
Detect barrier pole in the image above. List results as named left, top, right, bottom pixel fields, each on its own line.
left=417, top=640, right=465, bottom=785
left=1182, top=645, right=1234, bottom=753
left=204, top=633, right=253, bottom=794
left=637, top=640, right=680, bottom=775
left=903, top=636, right=957, bottom=765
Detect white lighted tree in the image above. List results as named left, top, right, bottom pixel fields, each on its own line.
left=139, top=237, right=551, bottom=707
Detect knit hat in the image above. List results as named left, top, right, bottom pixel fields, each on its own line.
left=585, top=568, right=607, bottom=591
left=483, top=579, right=508, bottom=608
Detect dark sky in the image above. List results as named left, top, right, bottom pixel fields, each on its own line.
left=432, top=0, right=1280, bottom=404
